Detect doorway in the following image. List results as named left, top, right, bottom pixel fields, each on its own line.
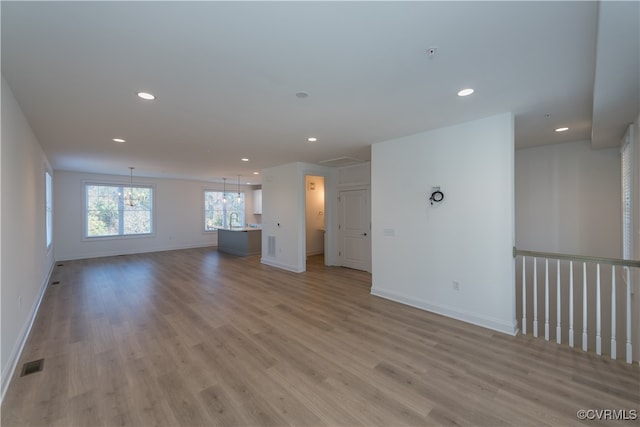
left=305, top=175, right=325, bottom=265
left=338, top=188, right=371, bottom=271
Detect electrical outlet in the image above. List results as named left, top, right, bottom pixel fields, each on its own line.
left=452, top=281, right=460, bottom=291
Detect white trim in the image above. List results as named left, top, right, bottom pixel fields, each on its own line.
left=82, top=180, right=157, bottom=240
left=371, top=287, right=519, bottom=336
left=45, top=168, right=53, bottom=250
left=56, top=243, right=217, bottom=262
left=260, top=257, right=305, bottom=273
left=1, top=261, right=54, bottom=403
left=338, top=187, right=372, bottom=272
left=203, top=188, right=246, bottom=232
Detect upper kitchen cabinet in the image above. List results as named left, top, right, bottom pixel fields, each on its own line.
left=253, top=189, right=262, bottom=214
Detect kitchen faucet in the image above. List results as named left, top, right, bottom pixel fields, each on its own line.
left=229, top=212, right=240, bottom=228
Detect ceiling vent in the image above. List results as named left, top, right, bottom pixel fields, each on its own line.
left=318, top=157, right=365, bottom=168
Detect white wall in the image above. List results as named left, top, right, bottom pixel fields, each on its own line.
left=515, top=140, right=621, bottom=257
left=261, top=162, right=335, bottom=272
left=305, top=175, right=325, bottom=256
left=371, top=113, right=517, bottom=335
left=337, top=162, right=371, bottom=187
left=1, top=77, right=55, bottom=398
left=54, top=171, right=259, bottom=260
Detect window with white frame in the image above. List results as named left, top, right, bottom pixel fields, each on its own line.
left=204, top=190, right=244, bottom=231
left=621, top=132, right=633, bottom=260
left=45, top=170, right=53, bottom=248
left=85, top=183, right=153, bottom=238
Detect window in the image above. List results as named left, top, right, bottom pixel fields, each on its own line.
left=204, top=190, right=244, bottom=231
left=85, top=183, right=153, bottom=238
left=621, top=131, right=633, bottom=260
left=45, top=171, right=53, bottom=248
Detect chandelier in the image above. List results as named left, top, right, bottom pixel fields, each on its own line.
left=122, top=167, right=145, bottom=207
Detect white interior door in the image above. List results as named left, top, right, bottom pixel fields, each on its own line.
left=339, top=189, right=370, bottom=271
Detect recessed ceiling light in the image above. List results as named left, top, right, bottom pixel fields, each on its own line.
left=137, top=92, right=156, bottom=100
left=241, top=158, right=249, bottom=162
left=253, top=171, right=260, bottom=175
left=555, top=127, right=569, bottom=132
left=457, top=88, right=474, bottom=97
left=246, top=182, right=251, bottom=185
left=112, top=138, right=126, bottom=143
left=307, top=137, right=318, bottom=142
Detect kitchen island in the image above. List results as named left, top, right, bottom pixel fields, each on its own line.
left=216, top=227, right=262, bottom=256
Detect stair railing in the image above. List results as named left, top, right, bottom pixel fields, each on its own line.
left=514, top=247, right=640, bottom=364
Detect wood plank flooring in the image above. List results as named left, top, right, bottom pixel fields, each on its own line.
left=2, top=248, right=639, bottom=426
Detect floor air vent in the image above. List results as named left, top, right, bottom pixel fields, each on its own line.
left=20, top=359, right=44, bottom=377
left=51, top=281, right=60, bottom=286
left=56, top=263, right=64, bottom=267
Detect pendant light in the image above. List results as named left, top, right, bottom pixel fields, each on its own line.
left=222, top=177, right=227, bottom=203
left=237, top=175, right=241, bottom=203
left=123, top=166, right=144, bottom=207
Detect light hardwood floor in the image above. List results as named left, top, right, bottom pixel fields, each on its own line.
left=2, top=248, right=639, bottom=426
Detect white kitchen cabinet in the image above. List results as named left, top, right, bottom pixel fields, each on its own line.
left=253, top=189, right=262, bottom=214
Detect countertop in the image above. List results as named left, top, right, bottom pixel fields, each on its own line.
left=216, top=227, right=262, bottom=232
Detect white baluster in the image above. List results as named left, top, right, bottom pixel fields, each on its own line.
left=556, top=259, right=561, bottom=344
left=626, top=267, right=632, bottom=364
left=582, top=262, right=588, bottom=352
left=611, top=265, right=616, bottom=360
left=596, top=263, right=601, bottom=356
left=569, top=261, right=574, bottom=348
left=533, top=257, right=538, bottom=338
left=522, top=256, right=527, bottom=335
left=545, top=259, right=550, bottom=341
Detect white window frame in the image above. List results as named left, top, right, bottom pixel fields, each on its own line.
left=83, top=181, right=156, bottom=240
left=45, top=169, right=53, bottom=250
left=203, top=189, right=245, bottom=232
left=622, top=127, right=634, bottom=261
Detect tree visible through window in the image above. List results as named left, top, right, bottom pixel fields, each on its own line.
left=85, top=184, right=153, bottom=237
left=204, top=190, right=244, bottom=231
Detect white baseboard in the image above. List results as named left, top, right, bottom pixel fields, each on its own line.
left=56, top=243, right=217, bottom=261
left=260, top=257, right=305, bottom=273
left=370, top=287, right=518, bottom=336
left=1, top=261, right=54, bottom=403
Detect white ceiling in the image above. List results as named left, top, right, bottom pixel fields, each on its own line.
left=2, top=1, right=638, bottom=184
